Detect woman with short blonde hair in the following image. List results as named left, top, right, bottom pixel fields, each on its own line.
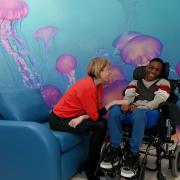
left=87, top=57, right=111, bottom=79
left=49, top=56, right=120, bottom=180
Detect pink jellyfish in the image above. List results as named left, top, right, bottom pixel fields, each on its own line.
left=111, top=65, right=125, bottom=82
left=33, top=26, right=59, bottom=58
left=113, top=32, right=163, bottom=66
left=56, top=54, right=77, bottom=86
left=43, top=85, right=62, bottom=107
left=103, top=80, right=128, bottom=106
left=0, top=0, right=41, bottom=88
left=175, top=62, right=180, bottom=77
left=112, top=31, right=140, bottom=50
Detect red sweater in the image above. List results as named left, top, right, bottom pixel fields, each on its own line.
left=53, top=77, right=103, bottom=121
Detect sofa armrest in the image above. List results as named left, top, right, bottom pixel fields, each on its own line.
left=0, top=120, right=61, bottom=180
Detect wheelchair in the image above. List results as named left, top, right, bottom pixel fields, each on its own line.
left=96, top=63, right=180, bottom=180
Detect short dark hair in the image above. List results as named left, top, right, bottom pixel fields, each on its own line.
left=149, top=57, right=164, bottom=65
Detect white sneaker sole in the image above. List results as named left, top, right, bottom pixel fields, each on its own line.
left=100, top=161, right=119, bottom=169
left=121, top=167, right=135, bottom=178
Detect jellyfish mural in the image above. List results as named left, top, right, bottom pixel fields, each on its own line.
left=0, top=0, right=42, bottom=89
left=117, top=0, right=138, bottom=31
left=56, top=54, right=77, bottom=86
left=113, top=32, right=163, bottom=66
left=33, top=26, right=59, bottom=58
left=112, top=31, right=140, bottom=51
left=103, top=65, right=127, bottom=105
left=103, top=80, right=128, bottom=106
left=175, top=62, right=180, bottom=77
left=111, top=65, right=125, bottom=82
left=43, top=84, right=62, bottom=107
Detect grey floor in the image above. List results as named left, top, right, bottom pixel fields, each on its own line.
left=71, top=144, right=180, bottom=180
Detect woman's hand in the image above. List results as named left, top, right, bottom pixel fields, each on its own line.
left=68, top=114, right=89, bottom=128
left=105, top=100, right=129, bottom=111
left=121, top=104, right=130, bottom=112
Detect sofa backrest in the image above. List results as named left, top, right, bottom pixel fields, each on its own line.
left=0, top=88, right=50, bottom=123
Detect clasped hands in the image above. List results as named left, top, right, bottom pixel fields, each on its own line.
left=121, top=103, right=136, bottom=112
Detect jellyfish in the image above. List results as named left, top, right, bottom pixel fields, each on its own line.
left=0, top=0, right=41, bottom=88
left=111, top=65, right=125, bottom=82
left=56, top=54, right=77, bottom=86
left=175, top=62, right=180, bottom=77
left=33, top=26, right=59, bottom=58
left=43, top=84, right=62, bottom=108
left=103, top=80, right=128, bottom=106
left=113, top=31, right=163, bottom=66
left=112, top=31, right=140, bottom=51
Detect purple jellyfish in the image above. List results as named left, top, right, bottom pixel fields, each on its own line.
left=112, top=31, right=140, bottom=51
left=175, top=62, right=180, bottom=77
left=111, top=65, right=125, bottom=82
left=0, top=0, right=41, bottom=88
left=103, top=80, right=128, bottom=106
left=56, top=54, right=77, bottom=86
left=33, top=26, right=59, bottom=58
left=113, top=31, right=163, bottom=66
left=43, top=85, right=62, bottom=107
left=120, top=35, right=163, bottom=66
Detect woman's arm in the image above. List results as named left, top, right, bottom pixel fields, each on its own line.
left=68, top=114, right=90, bottom=128
left=105, top=99, right=129, bottom=111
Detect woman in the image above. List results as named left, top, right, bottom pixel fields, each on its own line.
left=49, top=57, right=122, bottom=180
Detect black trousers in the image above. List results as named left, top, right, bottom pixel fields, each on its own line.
left=49, top=112, right=107, bottom=174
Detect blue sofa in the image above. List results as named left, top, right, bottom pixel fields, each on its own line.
left=0, top=88, right=89, bottom=180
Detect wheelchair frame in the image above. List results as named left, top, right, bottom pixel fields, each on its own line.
left=96, top=77, right=180, bottom=180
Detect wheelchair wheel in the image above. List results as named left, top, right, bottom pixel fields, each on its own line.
left=138, top=162, right=146, bottom=180
left=171, top=145, right=180, bottom=177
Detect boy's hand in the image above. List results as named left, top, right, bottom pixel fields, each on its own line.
left=129, top=103, right=136, bottom=112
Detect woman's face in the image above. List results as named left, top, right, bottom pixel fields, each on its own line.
left=99, top=65, right=112, bottom=84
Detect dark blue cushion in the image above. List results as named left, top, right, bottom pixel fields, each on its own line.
left=0, top=88, right=50, bottom=123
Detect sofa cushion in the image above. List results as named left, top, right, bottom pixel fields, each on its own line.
left=0, top=88, right=50, bottom=123
left=53, top=131, right=83, bottom=153
left=42, top=122, right=83, bottom=153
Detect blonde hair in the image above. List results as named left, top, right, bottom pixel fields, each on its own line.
left=87, top=57, right=111, bottom=78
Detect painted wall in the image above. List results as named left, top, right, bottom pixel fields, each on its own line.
left=0, top=0, right=180, bottom=109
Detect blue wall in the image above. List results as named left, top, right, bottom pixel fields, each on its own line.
left=0, top=0, right=180, bottom=106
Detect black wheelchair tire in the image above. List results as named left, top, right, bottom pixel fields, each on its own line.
left=138, top=164, right=146, bottom=180
left=171, top=145, right=180, bottom=177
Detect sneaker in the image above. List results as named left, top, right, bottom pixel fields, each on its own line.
left=100, top=145, right=122, bottom=169
left=121, top=151, right=139, bottom=178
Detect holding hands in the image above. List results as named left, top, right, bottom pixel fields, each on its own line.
left=121, top=103, right=136, bottom=112
left=105, top=100, right=129, bottom=110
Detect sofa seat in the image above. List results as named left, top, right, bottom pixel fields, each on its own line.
left=0, top=88, right=90, bottom=180
left=43, top=122, right=83, bottom=152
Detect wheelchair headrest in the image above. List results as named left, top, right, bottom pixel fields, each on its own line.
left=133, top=62, right=169, bottom=80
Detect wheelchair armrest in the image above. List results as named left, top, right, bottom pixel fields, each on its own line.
left=159, top=102, right=180, bottom=126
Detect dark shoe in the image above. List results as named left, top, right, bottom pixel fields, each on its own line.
left=121, top=151, right=139, bottom=178
left=96, top=169, right=105, bottom=177
left=100, top=145, right=122, bottom=169
left=84, top=168, right=100, bottom=180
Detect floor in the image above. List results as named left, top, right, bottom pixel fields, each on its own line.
left=71, top=144, right=179, bottom=180
left=71, top=160, right=178, bottom=180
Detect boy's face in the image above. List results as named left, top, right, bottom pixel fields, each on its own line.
left=145, top=61, right=163, bottom=81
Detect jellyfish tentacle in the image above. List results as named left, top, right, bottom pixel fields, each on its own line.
left=67, top=70, right=76, bottom=86
left=0, top=20, right=36, bottom=88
